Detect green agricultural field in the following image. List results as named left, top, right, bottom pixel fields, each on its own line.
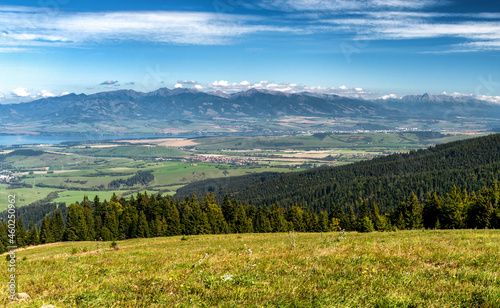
left=0, top=186, right=57, bottom=211
left=192, top=132, right=483, bottom=152
left=1, top=152, right=134, bottom=171
left=52, top=190, right=123, bottom=205
left=2, top=230, right=498, bottom=307
left=63, top=145, right=191, bottom=158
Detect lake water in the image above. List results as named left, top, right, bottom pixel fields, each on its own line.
left=0, top=134, right=182, bottom=146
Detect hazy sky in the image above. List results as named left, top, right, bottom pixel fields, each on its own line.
left=1, top=0, right=499, bottom=102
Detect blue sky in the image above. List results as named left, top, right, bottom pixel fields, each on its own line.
left=0, top=0, right=500, bottom=103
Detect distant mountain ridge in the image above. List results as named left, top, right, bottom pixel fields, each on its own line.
left=1, top=88, right=499, bottom=129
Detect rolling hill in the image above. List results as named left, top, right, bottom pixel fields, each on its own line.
left=176, top=133, right=500, bottom=214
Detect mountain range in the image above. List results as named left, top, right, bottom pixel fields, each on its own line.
left=1, top=88, right=499, bottom=131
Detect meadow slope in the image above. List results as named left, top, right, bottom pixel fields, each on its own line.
left=1, top=229, right=499, bottom=307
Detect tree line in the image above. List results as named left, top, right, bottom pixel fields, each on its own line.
left=1, top=181, right=498, bottom=252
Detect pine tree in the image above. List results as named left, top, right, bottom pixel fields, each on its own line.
left=39, top=215, right=54, bottom=244
left=197, top=212, right=211, bottom=235
left=423, top=193, right=441, bottom=229
left=204, top=198, right=228, bottom=234
left=27, top=220, right=39, bottom=246
left=359, top=216, right=375, bottom=233
left=318, top=211, right=329, bottom=232
left=270, top=203, right=287, bottom=232
left=330, top=203, right=347, bottom=230
left=370, top=203, right=383, bottom=231
left=137, top=211, right=150, bottom=238
left=347, top=206, right=356, bottom=231
left=82, top=196, right=96, bottom=240
left=441, top=186, right=466, bottom=229
left=233, top=202, right=249, bottom=233
left=254, top=206, right=272, bottom=233
left=64, top=204, right=88, bottom=241
left=15, top=217, right=26, bottom=247
left=406, top=192, right=423, bottom=229
left=94, top=195, right=103, bottom=218
left=467, top=187, right=493, bottom=228
left=165, top=201, right=182, bottom=236
left=51, top=209, right=64, bottom=242
left=287, top=206, right=305, bottom=232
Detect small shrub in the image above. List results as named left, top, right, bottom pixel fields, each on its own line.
left=110, top=241, right=119, bottom=250
left=181, top=235, right=188, bottom=241
left=70, top=247, right=79, bottom=255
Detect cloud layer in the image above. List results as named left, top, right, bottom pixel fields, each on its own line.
left=0, top=6, right=292, bottom=48
left=182, top=80, right=371, bottom=98
left=0, top=3, right=498, bottom=52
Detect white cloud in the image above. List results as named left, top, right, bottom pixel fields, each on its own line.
left=444, top=91, right=500, bottom=104
left=194, top=85, right=204, bottom=90
left=178, top=80, right=198, bottom=85
left=174, top=83, right=183, bottom=88
left=37, top=89, right=56, bottom=98
left=201, top=80, right=372, bottom=98
left=379, top=94, right=398, bottom=100
left=0, top=7, right=294, bottom=48
left=0, top=47, right=27, bottom=53
left=254, top=0, right=443, bottom=12
left=211, top=80, right=230, bottom=87
left=321, top=11, right=500, bottom=52
left=11, top=87, right=31, bottom=97
left=9, top=88, right=74, bottom=100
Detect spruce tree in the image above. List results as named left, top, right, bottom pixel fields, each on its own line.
left=15, top=217, right=26, bottom=247
left=165, top=201, right=182, bottom=236
left=406, top=192, right=423, bottom=229
left=39, top=215, right=54, bottom=244
left=318, top=211, right=329, bottom=232
left=82, top=196, right=96, bottom=240
left=51, top=209, right=65, bottom=242
left=27, top=220, right=39, bottom=246
left=64, top=204, right=88, bottom=241
left=287, top=206, right=305, bottom=232
left=423, top=193, right=441, bottom=229
left=137, top=211, right=150, bottom=238
left=205, top=200, right=228, bottom=234
left=270, top=203, right=287, bottom=232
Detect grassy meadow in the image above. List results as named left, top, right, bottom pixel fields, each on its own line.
left=2, top=229, right=499, bottom=307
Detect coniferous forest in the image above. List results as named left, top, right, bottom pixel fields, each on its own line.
left=1, top=133, right=500, bottom=251
left=1, top=181, right=499, bottom=253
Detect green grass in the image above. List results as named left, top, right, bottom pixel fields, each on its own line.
left=64, top=145, right=190, bottom=158
left=53, top=191, right=121, bottom=205
left=192, top=132, right=478, bottom=152
left=3, top=230, right=499, bottom=307
left=0, top=187, right=57, bottom=211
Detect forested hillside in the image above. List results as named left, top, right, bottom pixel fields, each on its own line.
left=176, top=133, right=500, bottom=214
left=1, top=181, right=499, bottom=253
